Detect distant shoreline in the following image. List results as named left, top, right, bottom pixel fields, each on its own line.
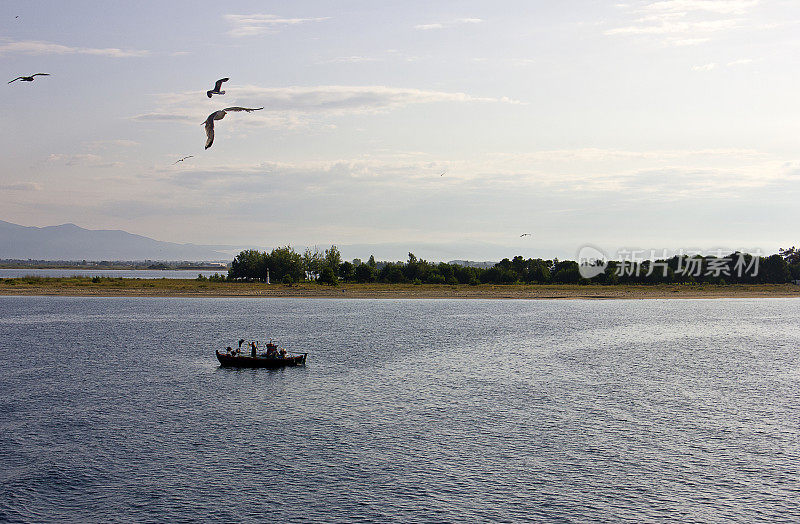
left=1, top=278, right=798, bottom=299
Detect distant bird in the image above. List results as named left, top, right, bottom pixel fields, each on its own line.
left=173, top=155, right=194, bottom=164
left=520, top=233, right=532, bottom=237
left=207, top=78, right=229, bottom=98
left=8, top=73, right=50, bottom=83
left=203, top=107, right=264, bottom=149
left=440, top=170, right=446, bottom=176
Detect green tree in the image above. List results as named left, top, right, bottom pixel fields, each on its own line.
left=552, top=260, right=581, bottom=284
left=324, top=245, right=342, bottom=276
left=524, top=259, right=551, bottom=283
left=404, top=252, right=420, bottom=281
left=379, top=263, right=405, bottom=283
left=779, top=246, right=799, bottom=264
left=266, top=246, right=304, bottom=283
left=437, top=262, right=455, bottom=282
left=355, top=263, right=376, bottom=283
left=454, top=264, right=479, bottom=284
left=318, top=266, right=338, bottom=285
left=339, top=261, right=355, bottom=282
left=229, top=249, right=267, bottom=281
left=511, top=256, right=526, bottom=276
left=480, top=267, right=501, bottom=283
left=759, top=254, right=790, bottom=283
left=778, top=247, right=800, bottom=280
left=303, top=247, right=324, bottom=281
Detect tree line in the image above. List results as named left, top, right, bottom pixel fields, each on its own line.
left=224, top=245, right=800, bottom=285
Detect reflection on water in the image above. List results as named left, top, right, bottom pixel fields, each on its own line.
left=1, top=297, right=799, bottom=522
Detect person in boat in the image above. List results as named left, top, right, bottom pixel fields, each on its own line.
left=226, top=346, right=233, bottom=354
left=250, top=341, right=257, bottom=358
left=279, top=347, right=286, bottom=358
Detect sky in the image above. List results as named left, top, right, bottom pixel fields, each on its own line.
left=1, top=0, right=798, bottom=261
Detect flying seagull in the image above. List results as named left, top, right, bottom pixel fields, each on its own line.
left=173, top=155, right=194, bottom=164
left=203, top=107, right=264, bottom=149
left=207, top=78, right=229, bottom=98
left=8, top=73, right=50, bottom=83
left=520, top=233, right=532, bottom=237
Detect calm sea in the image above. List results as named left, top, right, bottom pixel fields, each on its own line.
left=0, top=269, right=225, bottom=279
left=1, top=297, right=799, bottom=523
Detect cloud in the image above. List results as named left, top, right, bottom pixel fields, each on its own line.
left=0, top=182, right=41, bottom=191
left=20, top=146, right=796, bottom=251
left=0, top=39, right=148, bottom=57
left=85, top=139, right=140, bottom=149
left=115, top=147, right=794, bottom=250
left=225, top=14, right=329, bottom=37
left=155, top=146, right=783, bottom=196
left=48, top=154, right=122, bottom=168
left=131, top=85, right=520, bottom=127
left=606, top=18, right=738, bottom=36
left=131, top=113, right=196, bottom=123
left=644, top=0, right=758, bottom=15
left=671, top=37, right=712, bottom=46
left=692, top=62, right=717, bottom=71
left=414, top=18, right=483, bottom=30
left=321, top=56, right=379, bottom=63
left=605, top=0, right=758, bottom=46
left=230, top=85, right=513, bottom=112
left=505, top=58, right=537, bottom=67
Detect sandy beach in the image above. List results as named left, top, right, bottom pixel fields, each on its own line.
left=1, top=278, right=798, bottom=299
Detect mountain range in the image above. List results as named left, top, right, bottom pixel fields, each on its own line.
left=0, top=219, right=546, bottom=263
left=0, top=220, right=231, bottom=261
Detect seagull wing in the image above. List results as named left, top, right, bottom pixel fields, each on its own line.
left=223, top=106, right=264, bottom=112
left=214, top=78, right=229, bottom=91
left=32, top=73, right=50, bottom=77
left=204, top=119, right=215, bottom=149
left=8, top=77, right=24, bottom=83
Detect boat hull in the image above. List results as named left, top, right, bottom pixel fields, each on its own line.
left=216, top=350, right=307, bottom=368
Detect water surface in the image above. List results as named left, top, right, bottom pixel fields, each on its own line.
left=1, top=297, right=798, bottom=522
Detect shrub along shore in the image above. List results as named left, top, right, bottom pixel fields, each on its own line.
left=0, top=276, right=798, bottom=299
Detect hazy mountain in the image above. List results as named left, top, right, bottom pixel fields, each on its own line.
left=0, top=220, right=230, bottom=261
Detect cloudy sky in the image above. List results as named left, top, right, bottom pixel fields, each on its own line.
left=1, top=0, right=798, bottom=260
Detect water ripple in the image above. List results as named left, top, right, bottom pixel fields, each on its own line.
left=0, top=297, right=799, bottom=522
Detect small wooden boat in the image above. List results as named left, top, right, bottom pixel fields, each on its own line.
left=216, top=341, right=307, bottom=368
left=216, top=351, right=307, bottom=368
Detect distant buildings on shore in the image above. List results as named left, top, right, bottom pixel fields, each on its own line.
left=0, top=259, right=229, bottom=270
